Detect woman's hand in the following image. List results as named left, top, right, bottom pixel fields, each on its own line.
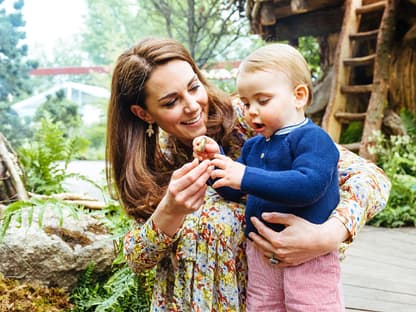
left=151, top=158, right=212, bottom=236
left=248, top=212, right=348, bottom=266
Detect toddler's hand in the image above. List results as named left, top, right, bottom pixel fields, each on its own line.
left=193, top=136, right=220, bottom=161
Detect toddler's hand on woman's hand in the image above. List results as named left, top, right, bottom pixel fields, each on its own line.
left=192, top=136, right=220, bottom=161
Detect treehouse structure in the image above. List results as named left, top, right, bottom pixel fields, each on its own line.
left=243, top=0, right=416, bottom=160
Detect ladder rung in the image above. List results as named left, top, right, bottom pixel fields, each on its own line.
left=341, top=84, right=373, bottom=93
left=356, top=1, right=386, bottom=15
left=349, top=29, right=379, bottom=41
left=335, top=112, right=367, bottom=123
left=342, top=142, right=361, bottom=152
left=343, top=54, right=376, bottom=67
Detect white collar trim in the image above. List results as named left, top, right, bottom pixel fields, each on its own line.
left=274, top=118, right=309, bottom=136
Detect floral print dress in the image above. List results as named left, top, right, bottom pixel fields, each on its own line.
left=124, top=102, right=391, bottom=311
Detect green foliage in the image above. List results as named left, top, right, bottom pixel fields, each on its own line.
left=211, top=79, right=237, bottom=94
left=0, top=0, right=37, bottom=148
left=339, top=121, right=363, bottom=144
left=400, top=109, right=416, bottom=137
left=0, top=198, right=82, bottom=242
left=367, top=118, right=416, bottom=227
left=82, top=0, right=250, bottom=67
left=144, top=0, right=247, bottom=67
left=82, top=0, right=150, bottom=65
left=0, top=0, right=38, bottom=148
left=0, top=0, right=37, bottom=101
left=34, top=90, right=82, bottom=134
left=298, top=36, right=321, bottom=80
left=18, top=117, right=89, bottom=194
left=82, top=122, right=107, bottom=160
left=70, top=207, right=155, bottom=312
left=70, top=263, right=155, bottom=312
left=0, top=102, right=32, bottom=148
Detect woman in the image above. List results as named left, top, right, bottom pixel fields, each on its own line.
left=106, top=37, right=390, bottom=311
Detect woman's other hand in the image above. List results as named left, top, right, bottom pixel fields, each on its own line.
left=249, top=212, right=348, bottom=266
left=152, top=158, right=212, bottom=236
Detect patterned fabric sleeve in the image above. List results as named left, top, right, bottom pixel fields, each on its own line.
left=124, top=218, right=181, bottom=274
left=331, top=145, right=391, bottom=245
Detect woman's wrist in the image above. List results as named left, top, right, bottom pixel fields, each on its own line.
left=151, top=199, right=186, bottom=237
left=319, top=217, right=349, bottom=251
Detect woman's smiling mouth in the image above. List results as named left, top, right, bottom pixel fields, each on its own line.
left=182, top=113, right=202, bottom=125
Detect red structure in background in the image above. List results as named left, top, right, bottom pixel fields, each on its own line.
left=30, top=66, right=110, bottom=76
left=29, top=62, right=240, bottom=77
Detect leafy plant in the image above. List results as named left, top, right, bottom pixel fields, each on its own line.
left=0, top=198, right=82, bottom=241
left=18, top=116, right=89, bottom=194
left=69, top=208, right=155, bottom=312
left=34, top=90, right=82, bottom=136
left=339, top=121, right=363, bottom=145
left=400, top=109, right=416, bottom=137
left=367, top=123, right=416, bottom=227
left=298, top=36, right=322, bottom=80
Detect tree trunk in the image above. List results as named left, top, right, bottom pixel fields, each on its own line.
left=0, top=133, right=28, bottom=203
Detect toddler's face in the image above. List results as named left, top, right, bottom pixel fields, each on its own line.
left=236, top=69, right=307, bottom=139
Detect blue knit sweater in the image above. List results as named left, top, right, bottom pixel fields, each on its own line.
left=215, top=119, right=340, bottom=237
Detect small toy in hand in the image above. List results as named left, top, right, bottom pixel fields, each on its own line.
left=195, top=136, right=207, bottom=153
left=193, top=136, right=220, bottom=161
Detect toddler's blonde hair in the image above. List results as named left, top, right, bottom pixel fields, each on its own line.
left=239, top=43, right=313, bottom=106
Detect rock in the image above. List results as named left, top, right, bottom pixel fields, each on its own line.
left=0, top=204, right=116, bottom=290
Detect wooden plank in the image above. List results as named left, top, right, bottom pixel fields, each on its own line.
left=341, top=84, right=373, bottom=93
left=342, top=226, right=416, bottom=311
left=356, top=0, right=387, bottom=14
left=335, top=111, right=367, bottom=122
left=343, top=54, right=376, bottom=66
left=265, top=5, right=344, bottom=41
left=350, top=29, right=379, bottom=41
left=272, top=0, right=344, bottom=20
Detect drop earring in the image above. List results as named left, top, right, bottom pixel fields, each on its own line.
left=146, top=122, right=154, bottom=138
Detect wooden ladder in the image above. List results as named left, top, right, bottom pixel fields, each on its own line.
left=322, top=0, right=397, bottom=161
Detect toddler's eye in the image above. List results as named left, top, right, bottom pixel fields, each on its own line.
left=258, top=98, right=269, bottom=105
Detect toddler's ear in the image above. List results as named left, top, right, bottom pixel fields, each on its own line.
left=294, top=84, right=308, bottom=108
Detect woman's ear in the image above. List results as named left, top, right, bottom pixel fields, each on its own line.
left=130, top=105, right=153, bottom=123
left=294, top=84, right=309, bottom=108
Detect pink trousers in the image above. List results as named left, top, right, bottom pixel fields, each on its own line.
left=246, top=240, right=344, bottom=312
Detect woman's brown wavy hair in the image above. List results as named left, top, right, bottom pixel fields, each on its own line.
left=106, top=37, right=238, bottom=220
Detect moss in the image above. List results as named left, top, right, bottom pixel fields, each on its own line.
left=0, top=273, right=72, bottom=311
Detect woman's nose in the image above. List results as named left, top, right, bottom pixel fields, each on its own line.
left=183, top=94, right=199, bottom=113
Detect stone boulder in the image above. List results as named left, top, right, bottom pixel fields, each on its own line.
left=0, top=204, right=116, bottom=290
